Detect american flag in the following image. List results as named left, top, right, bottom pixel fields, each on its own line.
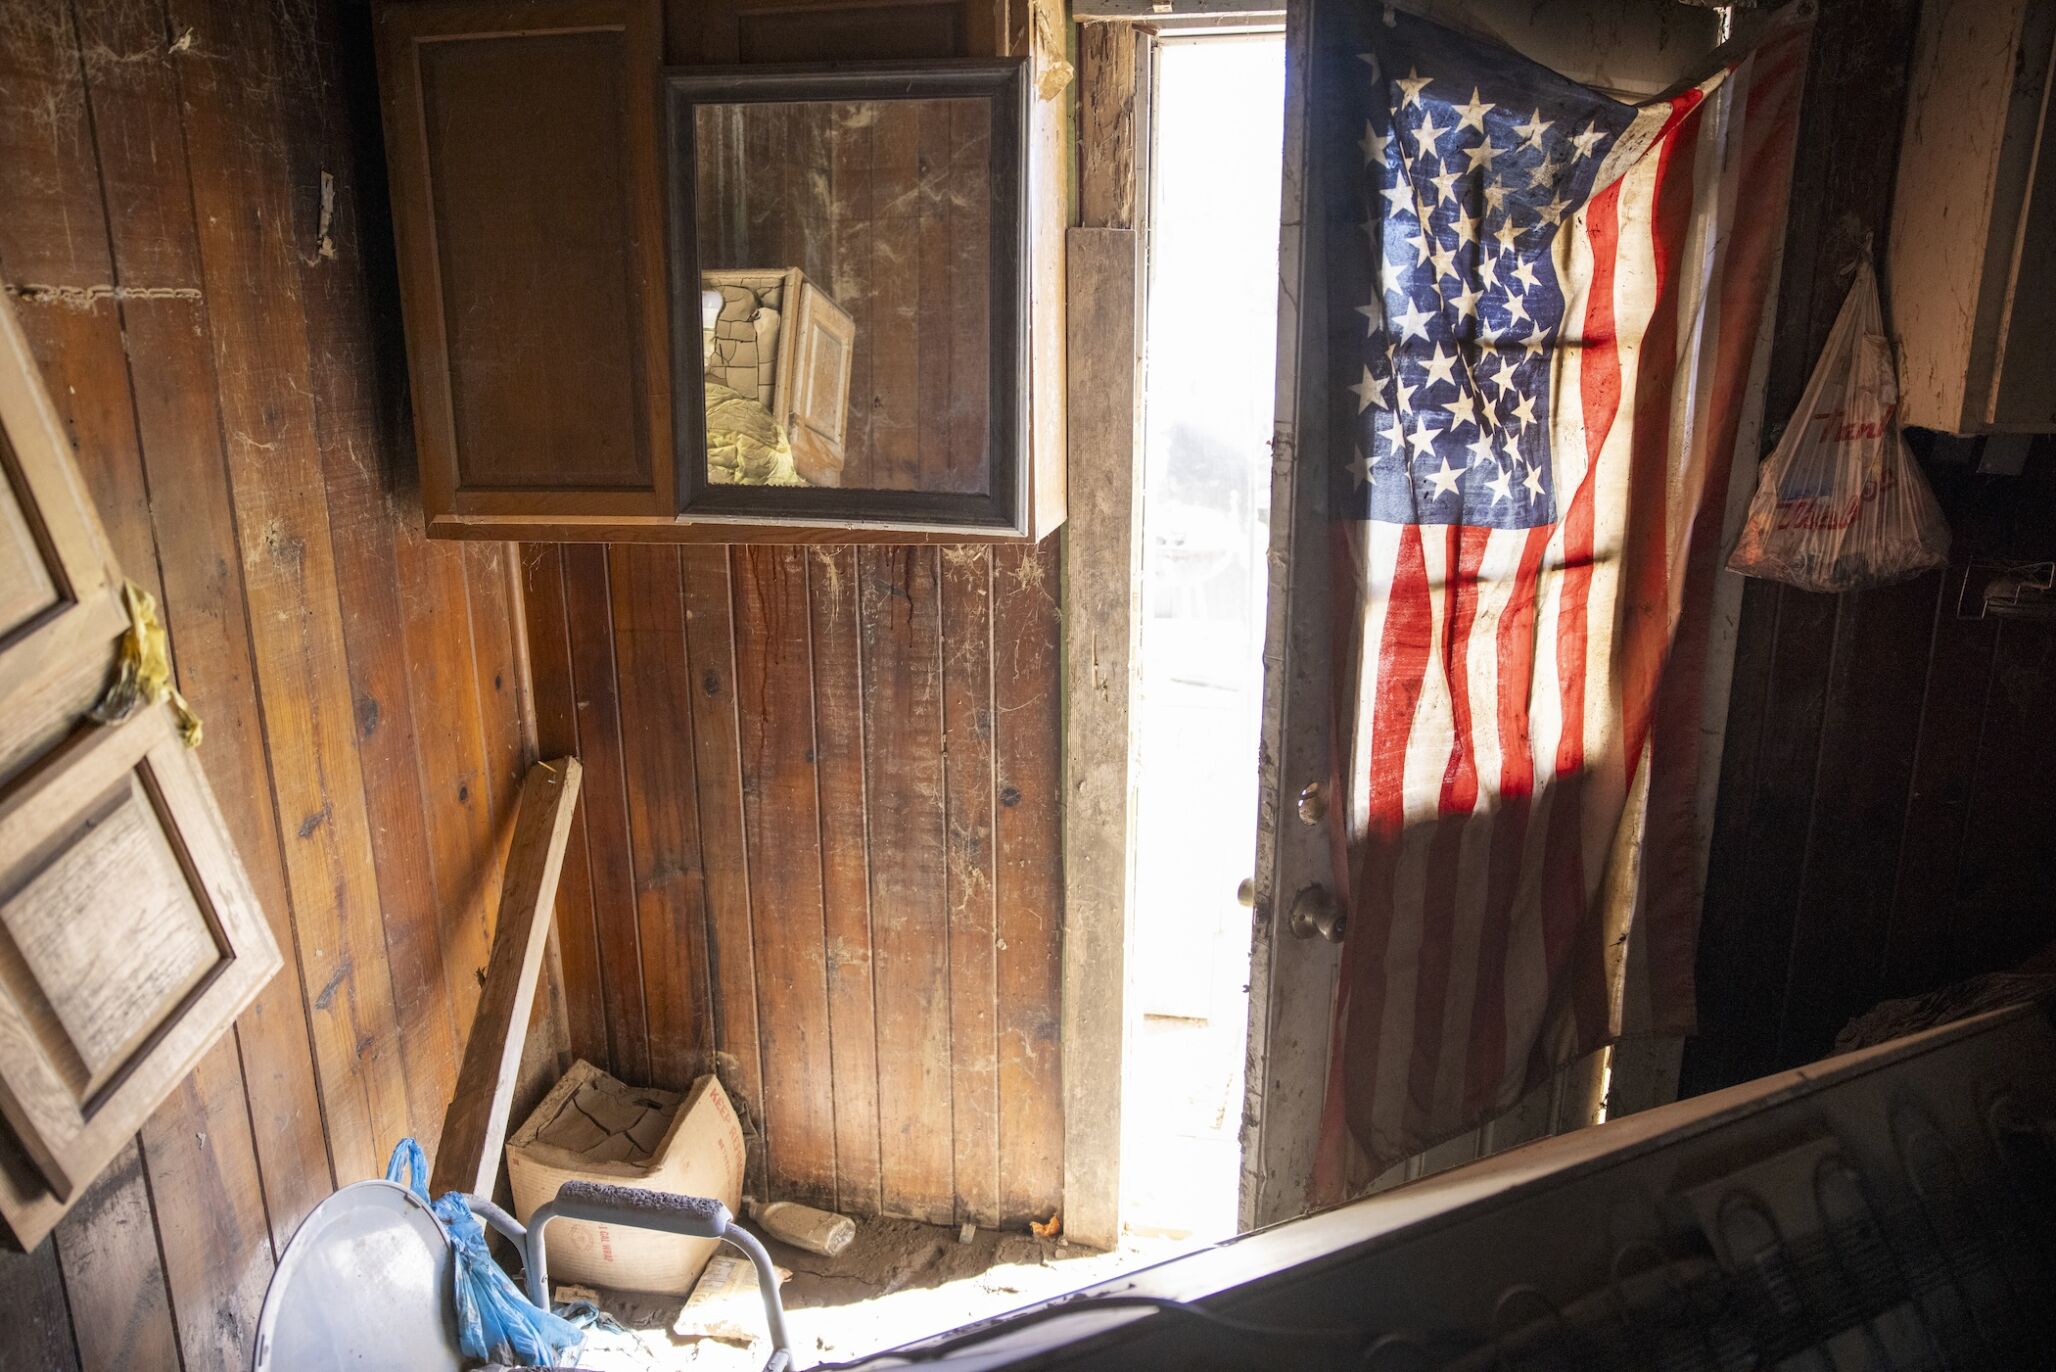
left=1318, top=5, right=1811, bottom=1177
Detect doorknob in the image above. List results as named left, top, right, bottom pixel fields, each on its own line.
left=1288, top=885, right=1346, bottom=943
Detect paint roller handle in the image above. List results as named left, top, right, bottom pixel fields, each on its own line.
left=524, top=1181, right=792, bottom=1367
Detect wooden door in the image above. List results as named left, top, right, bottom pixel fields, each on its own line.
left=1241, top=0, right=1345, bottom=1232
left=0, top=292, right=282, bottom=1250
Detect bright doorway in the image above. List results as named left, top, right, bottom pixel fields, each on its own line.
left=1122, top=32, right=1287, bottom=1244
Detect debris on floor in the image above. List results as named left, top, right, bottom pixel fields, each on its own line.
left=673, top=1254, right=792, bottom=1347
left=750, top=1199, right=856, bottom=1257
left=563, top=1214, right=1172, bottom=1369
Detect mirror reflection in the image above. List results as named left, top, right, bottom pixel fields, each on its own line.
left=693, top=99, right=993, bottom=494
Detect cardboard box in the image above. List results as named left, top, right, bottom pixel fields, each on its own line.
left=506, top=1059, right=745, bottom=1294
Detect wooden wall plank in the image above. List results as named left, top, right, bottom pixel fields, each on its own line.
left=679, top=547, right=768, bottom=1181
left=0, top=0, right=109, bottom=288
left=170, top=0, right=414, bottom=1182
left=828, top=113, right=880, bottom=487
left=51, top=1144, right=178, bottom=1372
left=611, top=544, right=718, bottom=1091
left=861, top=546, right=956, bottom=1222
left=1775, top=575, right=1940, bottom=1064
left=136, top=1051, right=275, bottom=1372
left=70, top=0, right=333, bottom=1247
left=940, top=548, right=999, bottom=1226
left=991, top=539, right=1065, bottom=1224
left=561, top=544, right=654, bottom=1085
left=732, top=547, right=838, bottom=1206
left=524, top=545, right=611, bottom=1069
left=1882, top=545, right=2004, bottom=1002
left=0, top=1239, right=80, bottom=1371
left=807, top=546, right=884, bottom=1217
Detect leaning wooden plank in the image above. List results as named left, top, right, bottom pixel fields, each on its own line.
left=432, top=758, right=586, bottom=1199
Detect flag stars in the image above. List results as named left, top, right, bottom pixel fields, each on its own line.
left=1390, top=297, right=1435, bottom=341
left=1442, top=389, right=1480, bottom=430
left=1396, top=67, right=1433, bottom=108
left=1512, top=258, right=1540, bottom=292
left=1412, top=112, right=1447, bottom=161
left=1523, top=462, right=1547, bottom=500
left=1424, top=455, right=1467, bottom=497
left=1420, top=343, right=1458, bottom=388
left=1405, top=415, right=1443, bottom=458
left=1485, top=465, right=1514, bottom=504
left=1569, top=123, right=1605, bottom=159
left=1511, top=391, right=1538, bottom=429
left=1349, top=365, right=1384, bottom=413
left=1514, top=110, right=1552, bottom=146
left=1453, top=87, right=1493, bottom=134
left=1463, top=141, right=1497, bottom=175
left=1361, top=121, right=1391, bottom=166
left=1347, top=446, right=1373, bottom=489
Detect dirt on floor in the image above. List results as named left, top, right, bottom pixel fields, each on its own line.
left=561, top=1215, right=1164, bottom=1370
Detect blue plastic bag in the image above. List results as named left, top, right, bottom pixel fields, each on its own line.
left=386, top=1139, right=585, bottom=1367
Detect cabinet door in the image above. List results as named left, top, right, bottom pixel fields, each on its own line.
left=375, top=0, right=672, bottom=530
left=785, top=280, right=856, bottom=488
left=0, top=293, right=129, bottom=788
left=0, top=293, right=282, bottom=1251
left=0, top=706, right=280, bottom=1211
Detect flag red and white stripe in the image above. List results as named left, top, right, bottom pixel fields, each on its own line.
left=1319, top=14, right=1811, bottom=1181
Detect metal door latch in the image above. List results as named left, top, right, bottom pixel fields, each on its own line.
left=1288, top=885, right=1346, bottom=943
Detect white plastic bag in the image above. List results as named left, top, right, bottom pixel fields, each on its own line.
left=1727, top=261, right=1949, bottom=592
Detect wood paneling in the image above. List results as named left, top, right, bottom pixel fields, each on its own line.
left=531, top=536, right=1066, bottom=1226
left=0, top=0, right=548, bottom=1364
left=1683, top=0, right=2056, bottom=1099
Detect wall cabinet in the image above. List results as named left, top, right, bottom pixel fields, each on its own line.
left=0, top=295, right=281, bottom=1251
left=1887, top=0, right=2056, bottom=434
left=374, top=0, right=1068, bottom=542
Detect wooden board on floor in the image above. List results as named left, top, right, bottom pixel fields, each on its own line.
left=433, top=758, right=585, bottom=1199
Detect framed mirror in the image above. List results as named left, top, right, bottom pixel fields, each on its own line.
left=666, top=61, right=1029, bottom=534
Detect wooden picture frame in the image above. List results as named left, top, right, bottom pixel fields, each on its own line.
left=665, top=60, right=1032, bottom=535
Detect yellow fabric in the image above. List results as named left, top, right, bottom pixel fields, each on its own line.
left=89, top=579, right=202, bottom=747
left=705, top=381, right=802, bottom=487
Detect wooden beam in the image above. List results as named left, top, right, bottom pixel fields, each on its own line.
left=431, top=757, right=585, bottom=1198
left=1059, top=21, right=1152, bottom=1253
